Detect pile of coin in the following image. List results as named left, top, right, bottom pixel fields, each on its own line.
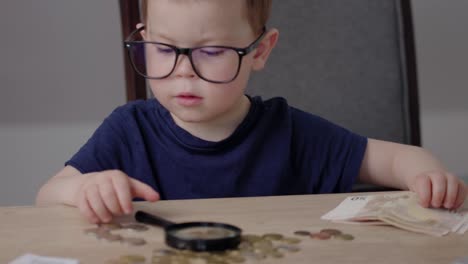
left=294, top=228, right=354, bottom=241
left=106, top=233, right=302, bottom=264
left=84, top=222, right=149, bottom=246
left=107, top=255, right=146, bottom=264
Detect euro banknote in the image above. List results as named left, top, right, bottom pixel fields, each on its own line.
left=321, top=192, right=468, bottom=236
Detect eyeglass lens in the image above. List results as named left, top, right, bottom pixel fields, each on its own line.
left=127, top=43, right=240, bottom=82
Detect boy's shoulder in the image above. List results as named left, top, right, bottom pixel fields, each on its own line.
left=258, top=96, right=337, bottom=130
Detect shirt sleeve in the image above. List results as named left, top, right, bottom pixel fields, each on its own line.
left=325, top=125, right=368, bottom=192
left=291, top=107, right=368, bottom=193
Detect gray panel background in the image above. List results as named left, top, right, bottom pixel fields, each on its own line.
left=248, top=0, right=408, bottom=143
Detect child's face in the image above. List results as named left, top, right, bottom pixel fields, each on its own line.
left=142, top=0, right=267, bottom=126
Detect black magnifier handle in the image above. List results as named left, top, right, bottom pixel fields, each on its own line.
left=135, top=210, right=175, bottom=228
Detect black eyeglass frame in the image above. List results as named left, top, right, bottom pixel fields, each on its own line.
left=124, top=26, right=267, bottom=84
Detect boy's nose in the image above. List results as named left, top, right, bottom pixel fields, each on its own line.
left=173, top=55, right=197, bottom=79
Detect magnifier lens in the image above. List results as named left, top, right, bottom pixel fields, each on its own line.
left=135, top=211, right=242, bottom=251
left=170, top=226, right=238, bottom=240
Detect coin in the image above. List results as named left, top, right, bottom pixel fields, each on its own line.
left=281, top=237, right=301, bottom=244
left=102, top=232, right=123, bottom=242
left=268, top=250, right=284, bottom=258
left=148, top=232, right=302, bottom=263
left=253, top=239, right=273, bottom=250
left=122, top=237, right=147, bottom=246
left=83, top=227, right=102, bottom=236
left=241, top=234, right=262, bottom=243
left=320, top=228, right=342, bottom=236
left=310, top=232, right=331, bottom=240
left=153, top=249, right=177, bottom=257
left=335, top=234, right=354, bottom=241
left=119, top=254, right=146, bottom=263
left=293, top=230, right=311, bottom=236
left=225, top=254, right=246, bottom=263
left=122, top=223, right=149, bottom=232
left=277, top=244, right=300, bottom=253
left=262, top=233, right=283, bottom=240
left=99, top=223, right=123, bottom=231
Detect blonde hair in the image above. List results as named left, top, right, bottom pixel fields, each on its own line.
left=140, top=0, right=272, bottom=34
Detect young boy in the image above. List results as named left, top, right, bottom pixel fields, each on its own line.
left=36, top=0, right=466, bottom=224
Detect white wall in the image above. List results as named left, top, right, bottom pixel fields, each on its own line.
left=0, top=1, right=126, bottom=206
left=0, top=1, right=467, bottom=206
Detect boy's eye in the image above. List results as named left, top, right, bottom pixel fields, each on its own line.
left=199, top=48, right=226, bottom=56
left=155, top=45, right=174, bottom=54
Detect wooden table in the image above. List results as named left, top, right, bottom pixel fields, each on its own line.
left=1, top=192, right=467, bottom=263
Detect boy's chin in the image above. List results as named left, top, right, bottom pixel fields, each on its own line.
left=170, top=111, right=210, bottom=124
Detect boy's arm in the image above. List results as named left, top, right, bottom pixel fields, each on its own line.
left=359, top=139, right=466, bottom=208
left=36, top=165, right=87, bottom=206
left=36, top=166, right=159, bottom=223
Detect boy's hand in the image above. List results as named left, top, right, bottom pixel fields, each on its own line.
left=408, top=171, right=467, bottom=209
left=74, top=170, right=159, bottom=223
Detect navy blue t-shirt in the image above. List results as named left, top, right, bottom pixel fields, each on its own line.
left=66, top=96, right=367, bottom=200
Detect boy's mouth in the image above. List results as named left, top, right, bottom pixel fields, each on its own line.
left=175, top=93, right=203, bottom=106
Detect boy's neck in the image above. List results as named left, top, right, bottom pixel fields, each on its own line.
left=170, top=95, right=251, bottom=142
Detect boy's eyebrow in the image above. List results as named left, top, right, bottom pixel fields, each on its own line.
left=148, top=30, right=176, bottom=43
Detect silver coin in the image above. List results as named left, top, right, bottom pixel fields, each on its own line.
left=122, top=223, right=149, bottom=232
left=293, top=230, right=310, bottom=236
left=122, top=237, right=147, bottom=246
left=99, top=223, right=123, bottom=231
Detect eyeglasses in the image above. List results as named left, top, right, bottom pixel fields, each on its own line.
left=124, top=26, right=266, bottom=84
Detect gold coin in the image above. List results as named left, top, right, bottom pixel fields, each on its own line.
left=320, top=228, right=342, bottom=236
left=281, top=237, right=301, bottom=244
left=151, top=256, right=173, bottom=264
left=119, top=254, right=146, bottom=263
left=242, top=234, right=262, bottom=243
left=194, top=252, right=211, bottom=258
left=206, top=260, right=229, bottom=264
left=310, top=232, right=331, bottom=240
left=251, top=251, right=267, bottom=260
left=262, top=233, right=284, bottom=240
left=268, top=250, right=284, bottom=258
left=169, top=256, right=190, bottom=264
left=336, top=234, right=354, bottom=241
left=293, top=230, right=311, bottom=236
left=253, top=239, right=273, bottom=249
left=276, top=244, right=300, bottom=253
left=226, top=250, right=241, bottom=257
left=152, top=249, right=176, bottom=257
left=122, top=237, right=147, bottom=246
left=225, top=255, right=245, bottom=263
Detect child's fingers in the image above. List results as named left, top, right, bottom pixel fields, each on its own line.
left=111, top=174, right=134, bottom=214
left=414, top=174, right=431, bottom=207
left=429, top=172, right=447, bottom=208
left=87, top=184, right=113, bottom=223
left=77, top=192, right=99, bottom=224
left=129, top=178, right=160, bottom=202
left=98, top=180, right=124, bottom=216
left=443, top=173, right=459, bottom=209
left=454, top=183, right=467, bottom=209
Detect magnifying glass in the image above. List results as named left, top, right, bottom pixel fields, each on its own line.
left=135, top=210, right=242, bottom=251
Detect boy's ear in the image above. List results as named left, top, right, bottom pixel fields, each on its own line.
left=137, top=23, right=147, bottom=40
left=252, top=28, right=279, bottom=71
